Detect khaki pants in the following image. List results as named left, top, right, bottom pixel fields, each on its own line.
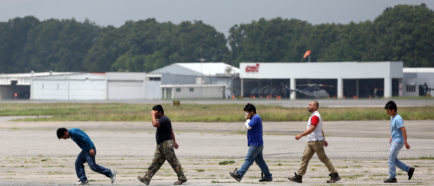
left=296, top=141, right=337, bottom=176
left=144, top=140, right=186, bottom=180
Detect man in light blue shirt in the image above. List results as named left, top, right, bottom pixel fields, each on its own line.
left=57, top=128, right=116, bottom=185
left=383, top=101, right=415, bottom=183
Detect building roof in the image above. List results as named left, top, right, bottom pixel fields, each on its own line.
left=403, top=68, right=434, bottom=73
left=151, top=62, right=239, bottom=76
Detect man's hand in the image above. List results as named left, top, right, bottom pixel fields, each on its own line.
left=295, top=134, right=303, bottom=140
left=389, top=138, right=392, bottom=144
left=89, top=149, right=95, bottom=156
left=405, top=141, right=410, bottom=149
left=173, top=141, right=179, bottom=149
left=324, top=141, right=328, bottom=147
left=151, top=110, right=158, bottom=116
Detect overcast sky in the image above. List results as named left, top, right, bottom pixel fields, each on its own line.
left=1, top=0, right=433, bottom=36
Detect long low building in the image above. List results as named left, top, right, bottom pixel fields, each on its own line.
left=240, top=61, right=403, bottom=99
left=30, top=72, right=161, bottom=100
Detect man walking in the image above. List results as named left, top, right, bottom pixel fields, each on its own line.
left=137, top=105, right=187, bottom=185
left=288, top=101, right=340, bottom=183
left=229, top=103, right=272, bottom=182
left=57, top=128, right=117, bottom=185
left=383, top=100, right=415, bottom=183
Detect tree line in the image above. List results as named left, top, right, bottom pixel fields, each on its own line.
left=0, top=4, right=432, bottom=73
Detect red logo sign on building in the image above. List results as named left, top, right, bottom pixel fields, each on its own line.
left=246, top=63, right=260, bottom=72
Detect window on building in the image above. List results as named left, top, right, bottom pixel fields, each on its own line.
left=406, top=85, right=416, bottom=92
left=189, top=88, right=194, bottom=92
left=149, top=77, right=161, bottom=81
left=176, top=88, right=181, bottom=92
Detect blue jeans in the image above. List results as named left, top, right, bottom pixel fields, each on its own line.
left=388, top=142, right=410, bottom=178
left=237, top=145, right=272, bottom=179
left=75, top=150, right=112, bottom=182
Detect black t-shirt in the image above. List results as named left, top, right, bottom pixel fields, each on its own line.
left=155, top=115, right=173, bottom=144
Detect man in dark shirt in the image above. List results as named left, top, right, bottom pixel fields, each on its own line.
left=137, top=105, right=187, bottom=185
left=57, top=128, right=116, bottom=185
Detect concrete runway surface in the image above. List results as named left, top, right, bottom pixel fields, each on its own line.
left=0, top=117, right=433, bottom=185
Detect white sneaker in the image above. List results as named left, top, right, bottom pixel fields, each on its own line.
left=110, top=169, right=117, bottom=184
left=75, top=180, right=89, bottom=185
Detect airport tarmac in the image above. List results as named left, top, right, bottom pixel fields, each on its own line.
left=0, top=118, right=433, bottom=185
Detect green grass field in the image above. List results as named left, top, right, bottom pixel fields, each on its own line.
left=0, top=103, right=433, bottom=122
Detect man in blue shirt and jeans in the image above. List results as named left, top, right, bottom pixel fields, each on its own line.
left=57, top=128, right=117, bottom=185
left=384, top=101, right=415, bottom=183
left=229, top=103, right=272, bottom=182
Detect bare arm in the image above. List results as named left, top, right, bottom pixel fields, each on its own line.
left=171, top=128, right=179, bottom=149
left=151, top=111, right=160, bottom=128
left=322, top=130, right=328, bottom=147
left=295, top=125, right=316, bottom=140
left=400, top=127, right=410, bottom=149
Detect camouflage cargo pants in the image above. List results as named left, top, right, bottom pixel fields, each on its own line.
left=144, top=140, right=186, bottom=180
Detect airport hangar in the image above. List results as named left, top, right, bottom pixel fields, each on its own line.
left=239, top=61, right=404, bottom=100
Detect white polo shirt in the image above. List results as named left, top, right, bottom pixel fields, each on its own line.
left=306, top=111, right=324, bottom=142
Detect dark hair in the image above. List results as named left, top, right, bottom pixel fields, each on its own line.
left=243, top=103, right=256, bottom=113
left=152, top=105, right=164, bottom=114
left=385, top=100, right=397, bottom=111
left=57, top=128, right=67, bottom=139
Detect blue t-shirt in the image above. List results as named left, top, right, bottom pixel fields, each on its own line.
left=390, top=114, right=405, bottom=143
left=69, top=128, right=96, bottom=152
left=247, top=114, right=264, bottom=146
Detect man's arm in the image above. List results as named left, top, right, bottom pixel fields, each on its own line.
left=151, top=111, right=160, bottom=128
left=171, top=128, right=179, bottom=149
left=322, top=130, right=328, bottom=147
left=295, top=125, right=316, bottom=140
left=400, top=127, right=410, bottom=149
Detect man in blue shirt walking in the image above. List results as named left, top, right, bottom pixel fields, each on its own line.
left=57, top=128, right=117, bottom=185
left=229, top=103, right=272, bottom=182
left=384, top=101, right=415, bottom=183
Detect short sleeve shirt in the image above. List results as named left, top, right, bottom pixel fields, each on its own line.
left=390, top=114, right=405, bottom=143
left=247, top=114, right=263, bottom=146
left=156, top=115, right=173, bottom=144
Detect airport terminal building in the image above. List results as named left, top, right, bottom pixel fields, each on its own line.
left=240, top=61, right=404, bottom=100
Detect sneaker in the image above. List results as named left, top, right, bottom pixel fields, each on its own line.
left=288, top=172, right=302, bottom=183
left=137, top=176, right=151, bottom=185
left=75, top=180, right=89, bottom=185
left=173, top=178, right=187, bottom=185
left=110, top=169, right=117, bottom=184
left=384, top=178, right=397, bottom=183
left=327, top=172, right=341, bottom=183
left=258, top=172, right=272, bottom=182
left=229, top=168, right=242, bottom=182
left=408, top=167, right=415, bottom=180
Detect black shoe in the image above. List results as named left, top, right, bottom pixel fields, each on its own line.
left=327, top=172, right=341, bottom=183
left=288, top=172, right=302, bottom=183
left=408, top=167, right=415, bottom=180
left=259, top=172, right=273, bottom=182
left=137, top=176, right=151, bottom=185
left=229, top=168, right=242, bottom=182
left=384, top=178, right=397, bottom=183
left=173, top=178, right=187, bottom=185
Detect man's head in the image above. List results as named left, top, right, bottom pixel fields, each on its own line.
left=152, top=105, right=165, bottom=119
left=308, top=100, right=319, bottom=113
left=243, top=103, right=256, bottom=118
left=56, top=128, right=69, bottom=139
left=385, top=100, right=397, bottom=116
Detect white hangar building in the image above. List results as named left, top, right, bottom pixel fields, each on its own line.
left=30, top=72, right=161, bottom=100
left=151, top=62, right=239, bottom=99
left=240, top=61, right=404, bottom=100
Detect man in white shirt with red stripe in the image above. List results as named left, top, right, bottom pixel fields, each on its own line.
left=288, top=101, right=341, bottom=183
